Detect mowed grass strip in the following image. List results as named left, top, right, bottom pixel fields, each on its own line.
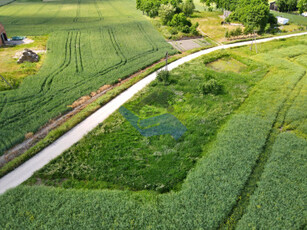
left=0, top=36, right=306, bottom=229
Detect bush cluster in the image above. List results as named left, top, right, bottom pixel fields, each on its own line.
left=137, top=0, right=199, bottom=36
left=157, top=70, right=170, bottom=84
left=201, top=78, right=223, bottom=95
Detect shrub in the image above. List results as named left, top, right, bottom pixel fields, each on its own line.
left=169, top=13, right=192, bottom=28
left=244, top=25, right=253, bottom=35
left=168, top=27, right=178, bottom=35
left=190, top=22, right=199, bottom=35
left=225, top=30, right=230, bottom=38
left=201, top=79, right=222, bottom=95
left=235, top=27, right=243, bottom=36
left=181, top=25, right=191, bottom=33
left=157, top=70, right=170, bottom=84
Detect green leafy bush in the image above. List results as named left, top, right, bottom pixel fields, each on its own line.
left=157, top=70, right=170, bottom=84
left=169, top=13, right=192, bottom=28
left=201, top=79, right=223, bottom=95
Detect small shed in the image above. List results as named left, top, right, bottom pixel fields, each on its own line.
left=270, top=1, right=278, bottom=11
left=277, top=16, right=289, bottom=25
left=0, top=23, right=8, bottom=46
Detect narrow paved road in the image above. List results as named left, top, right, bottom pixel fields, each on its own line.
left=0, top=32, right=306, bottom=195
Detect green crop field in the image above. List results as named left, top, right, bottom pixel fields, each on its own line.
left=0, top=0, right=175, bottom=155
left=0, top=36, right=306, bottom=229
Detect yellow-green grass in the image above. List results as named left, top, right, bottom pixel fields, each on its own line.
left=0, top=36, right=47, bottom=91
left=191, top=11, right=244, bottom=43
left=206, top=56, right=247, bottom=73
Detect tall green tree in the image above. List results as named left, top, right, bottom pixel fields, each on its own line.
left=276, top=0, right=298, bottom=12
left=232, top=0, right=270, bottom=31
left=182, top=0, right=195, bottom=16
left=298, top=0, right=307, bottom=13
left=159, top=3, right=176, bottom=25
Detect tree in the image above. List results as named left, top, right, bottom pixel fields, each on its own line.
left=182, top=0, right=195, bottom=16
left=169, top=13, right=192, bottom=27
left=298, top=0, right=307, bottom=13
left=159, top=3, right=176, bottom=25
left=276, top=0, right=298, bottom=12
left=232, top=0, right=270, bottom=32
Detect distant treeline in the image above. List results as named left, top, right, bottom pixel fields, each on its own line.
left=136, top=0, right=199, bottom=36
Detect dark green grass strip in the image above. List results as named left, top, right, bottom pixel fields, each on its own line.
left=220, top=68, right=307, bottom=229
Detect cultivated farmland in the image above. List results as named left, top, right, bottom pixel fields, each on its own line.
left=0, top=0, right=175, bottom=155
left=0, top=36, right=306, bottom=229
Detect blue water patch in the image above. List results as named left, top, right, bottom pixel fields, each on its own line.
left=119, top=106, right=187, bottom=140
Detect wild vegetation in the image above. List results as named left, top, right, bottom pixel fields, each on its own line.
left=0, top=36, right=306, bottom=229
left=25, top=51, right=266, bottom=193
left=0, top=0, right=175, bottom=155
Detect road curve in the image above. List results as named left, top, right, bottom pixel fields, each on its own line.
left=0, top=32, right=306, bottom=195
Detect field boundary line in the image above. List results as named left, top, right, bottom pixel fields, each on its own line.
left=0, top=0, right=15, bottom=7
left=0, top=32, right=306, bottom=195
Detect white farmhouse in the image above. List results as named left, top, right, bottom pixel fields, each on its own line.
left=277, top=16, right=289, bottom=25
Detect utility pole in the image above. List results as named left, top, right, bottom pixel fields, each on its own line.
left=165, top=51, right=168, bottom=71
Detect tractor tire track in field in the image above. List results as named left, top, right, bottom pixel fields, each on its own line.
left=0, top=32, right=74, bottom=129
left=0, top=28, right=125, bottom=130
left=40, top=31, right=73, bottom=93
left=73, top=0, right=81, bottom=23
left=36, top=3, right=63, bottom=25
left=2, top=3, right=22, bottom=17
left=0, top=95, right=7, bottom=117
left=10, top=3, right=47, bottom=25
left=75, top=31, right=83, bottom=73
left=94, top=0, right=103, bottom=21
left=220, top=66, right=307, bottom=230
